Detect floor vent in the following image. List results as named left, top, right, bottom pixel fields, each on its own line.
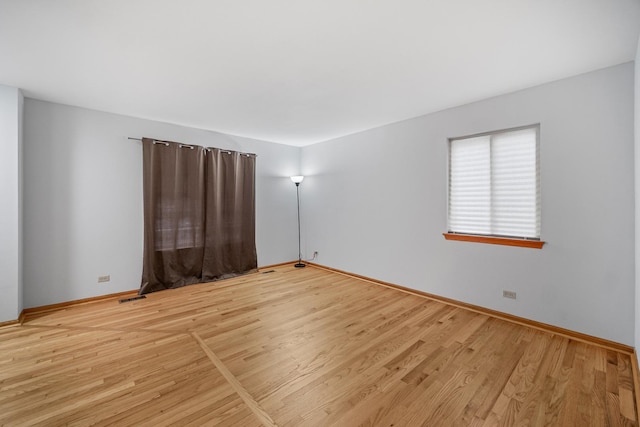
left=119, top=295, right=147, bottom=304
left=261, top=270, right=276, bottom=274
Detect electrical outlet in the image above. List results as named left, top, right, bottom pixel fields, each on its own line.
left=503, top=290, right=516, bottom=299
left=98, top=275, right=110, bottom=283
left=313, top=251, right=318, bottom=258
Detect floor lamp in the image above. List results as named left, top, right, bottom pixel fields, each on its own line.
left=290, top=175, right=305, bottom=268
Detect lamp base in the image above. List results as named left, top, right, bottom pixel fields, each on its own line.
left=294, top=263, right=306, bottom=268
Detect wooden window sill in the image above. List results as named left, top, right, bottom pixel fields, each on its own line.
left=443, top=233, right=545, bottom=249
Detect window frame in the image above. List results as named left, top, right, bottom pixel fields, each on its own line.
left=444, top=124, right=544, bottom=249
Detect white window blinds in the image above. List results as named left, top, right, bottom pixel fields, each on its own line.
left=448, top=126, right=540, bottom=239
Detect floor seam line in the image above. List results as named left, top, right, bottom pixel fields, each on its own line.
left=191, top=332, right=278, bottom=427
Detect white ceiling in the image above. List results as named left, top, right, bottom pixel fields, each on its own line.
left=1, top=1, right=639, bottom=146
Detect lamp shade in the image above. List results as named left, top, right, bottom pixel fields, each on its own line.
left=290, top=175, right=304, bottom=184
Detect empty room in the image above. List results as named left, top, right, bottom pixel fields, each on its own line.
left=2, top=1, right=640, bottom=425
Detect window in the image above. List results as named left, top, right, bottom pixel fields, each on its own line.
left=445, top=125, right=542, bottom=248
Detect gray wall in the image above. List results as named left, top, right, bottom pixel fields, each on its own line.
left=0, top=85, right=23, bottom=322
left=23, top=100, right=300, bottom=308
left=301, top=63, right=635, bottom=345
left=635, top=36, right=640, bottom=356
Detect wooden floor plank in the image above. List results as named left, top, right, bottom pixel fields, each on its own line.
left=0, top=264, right=636, bottom=425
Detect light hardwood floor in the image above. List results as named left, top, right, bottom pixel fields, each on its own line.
left=0, top=265, right=637, bottom=426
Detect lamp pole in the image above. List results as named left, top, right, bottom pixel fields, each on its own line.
left=291, top=176, right=305, bottom=268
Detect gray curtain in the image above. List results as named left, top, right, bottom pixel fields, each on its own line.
left=202, top=148, right=257, bottom=280
left=140, top=138, right=257, bottom=295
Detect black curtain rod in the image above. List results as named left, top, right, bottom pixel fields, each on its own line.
left=127, top=137, right=257, bottom=157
